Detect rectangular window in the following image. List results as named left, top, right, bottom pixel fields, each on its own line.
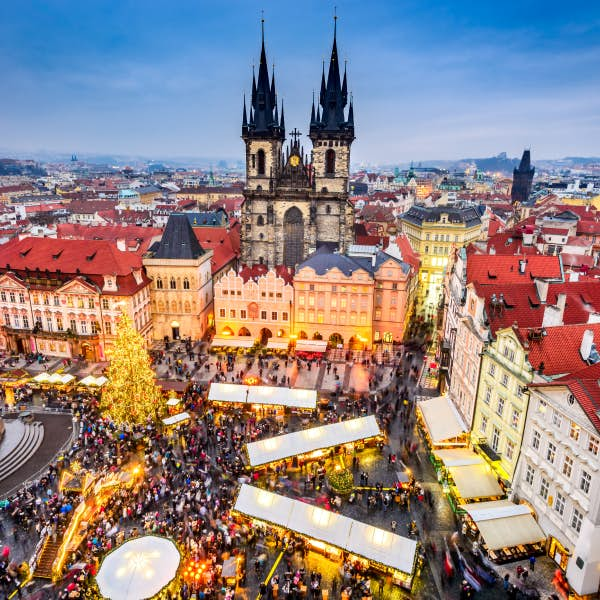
left=539, top=478, right=549, bottom=500
left=105, top=321, right=112, bottom=335
left=46, top=317, right=53, bottom=331
left=511, top=408, right=520, bottom=429
left=77, top=298, right=84, bottom=309
left=219, top=309, right=226, bottom=318
left=56, top=316, right=63, bottom=331
left=496, top=397, right=505, bottom=417
left=9, top=292, right=15, bottom=303
left=298, top=310, right=305, bottom=321
left=488, top=363, right=496, bottom=377
left=554, top=493, right=565, bottom=516
left=562, top=456, right=573, bottom=478
left=18, top=293, right=25, bottom=303
left=501, top=373, right=509, bottom=387
left=70, top=319, right=77, bottom=332
left=299, top=295, right=305, bottom=306
left=331, top=297, right=337, bottom=308
left=308, top=295, right=315, bottom=307
left=317, top=311, right=324, bottom=324
left=229, top=309, right=236, bottom=318
left=102, top=298, right=109, bottom=310
left=580, top=470, right=591, bottom=494
left=271, top=312, right=277, bottom=321
left=80, top=321, right=87, bottom=334
left=479, top=415, right=488, bottom=434
left=282, top=312, right=288, bottom=321
left=505, top=439, right=515, bottom=461
left=0, top=291, right=5, bottom=302
left=260, top=311, right=267, bottom=320
left=569, top=422, right=580, bottom=441
left=491, top=426, right=500, bottom=452
left=552, top=410, right=563, bottom=428
left=240, top=309, right=247, bottom=319
left=340, top=297, right=347, bottom=309
left=571, top=508, right=583, bottom=533
left=3, top=313, right=9, bottom=326
left=547, top=441, right=557, bottom=464
left=532, top=430, right=541, bottom=450
left=54, top=296, right=60, bottom=306
left=88, top=298, right=95, bottom=309
left=525, top=464, right=535, bottom=485
left=538, top=399, right=547, bottom=413
left=589, top=435, right=599, bottom=456
left=484, top=387, right=492, bottom=405
left=12, top=315, right=19, bottom=328
left=360, top=313, right=367, bottom=325
left=22, top=315, right=29, bottom=328
left=91, top=321, right=101, bottom=334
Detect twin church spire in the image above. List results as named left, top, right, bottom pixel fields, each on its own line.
left=242, top=18, right=353, bottom=141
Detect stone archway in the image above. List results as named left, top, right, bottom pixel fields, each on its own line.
left=283, top=206, right=304, bottom=268
left=259, top=328, right=273, bottom=345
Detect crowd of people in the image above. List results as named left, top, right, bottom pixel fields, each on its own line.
left=0, top=342, right=438, bottom=600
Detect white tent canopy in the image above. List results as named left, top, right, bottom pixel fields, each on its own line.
left=234, top=485, right=417, bottom=575
left=79, top=375, right=108, bottom=387
left=434, top=448, right=485, bottom=467
left=162, top=412, right=191, bottom=426
left=245, top=415, right=381, bottom=467
left=208, top=383, right=317, bottom=410
left=295, top=339, right=328, bottom=353
left=460, top=500, right=546, bottom=551
left=266, top=339, right=290, bottom=350
left=418, top=396, right=468, bottom=444
left=211, top=336, right=254, bottom=348
left=48, top=373, right=75, bottom=385
left=32, top=372, right=51, bottom=383
left=96, top=535, right=181, bottom=600
left=447, top=464, right=503, bottom=500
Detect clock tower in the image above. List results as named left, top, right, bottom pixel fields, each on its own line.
left=240, top=20, right=355, bottom=269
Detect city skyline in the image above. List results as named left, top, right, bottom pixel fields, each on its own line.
left=1, top=0, right=599, bottom=163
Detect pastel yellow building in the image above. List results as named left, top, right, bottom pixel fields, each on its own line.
left=400, top=204, right=484, bottom=318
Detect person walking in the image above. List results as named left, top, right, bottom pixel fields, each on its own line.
left=529, top=555, right=536, bottom=572
left=391, top=520, right=397, bottom=533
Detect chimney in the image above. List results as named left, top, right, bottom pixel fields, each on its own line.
left=519, top=259, right=527, bottom=274
left=580, top=329, right=594, bottom=362
left=535, top=279, right=549, bottom=303
left=116, top=238, right=126, bottom=251
left=371, top=253, right=377, bottom=268
left=489, top=245, right=496, bottom=255
left=543, top=292, right=567, bottom=327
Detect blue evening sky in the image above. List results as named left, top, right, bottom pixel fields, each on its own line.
left=0, top=0, right=599, bottom=164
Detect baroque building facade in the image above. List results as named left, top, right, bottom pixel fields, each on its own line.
left=240, top=23, right=355, bottom=269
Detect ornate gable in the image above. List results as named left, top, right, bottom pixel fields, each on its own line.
left=56, top=277, right=98, bottom=295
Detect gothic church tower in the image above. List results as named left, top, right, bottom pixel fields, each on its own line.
left=240, top=20, right=355, bottom=269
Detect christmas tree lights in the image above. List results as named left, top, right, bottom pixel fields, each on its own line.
left=100, top=312, right=162, bottom=426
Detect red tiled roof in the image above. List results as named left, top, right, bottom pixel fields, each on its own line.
left=208, top=197, right=244, bottom=213
left=541, top=227, right=569, bottom=236
left=55, top=224, right=162, bottom=255
left=560, top=253, right=594, bottom=269
left=193, top=223, right=240, bottom=275
left=466, top=255, right=562, bottom=284
left=577, top=221, right=600, bottom=235
left=67, top=200, right=118, bottom=214
left=517, top=323, right=600, bottom=376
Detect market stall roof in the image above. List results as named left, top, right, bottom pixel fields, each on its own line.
left=166, top=397, right=181, bottom=407
left=96, top=535, right=181, bottom=600
left=162, top=412, right=191, bottom=426
left=266, top=339, right=290, bottom=350
left=460, top=500, right=546, bottom=550
left=157, top=379, right=188, bottom=392
left=347, top=520, right=417, bottom=575
left=32, top=372, right=51, bottom=383
left=434, top=448, right=485, bottom=467
left=208, top=383, right=317, bottom=410
left=234, top=483, right=295, bottom=526
left=295, top=339, right=328, bottom=353
left=245, top=415, right=381, bottom=467
left=47, top=373, right=75, bottom=385
left=233, top=485, right=417, bottom=575
left=417, top=396, right=468, bottom=443
left=447, top=464, right=503, bottom=500
left=79, top=375, right=108, bottom=387
left=211, top=336, right=254, bottom=348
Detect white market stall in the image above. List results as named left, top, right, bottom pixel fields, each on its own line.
left=211, top=336, right=254, bottom=349
left=233, top=484, right=417, bottom=589
left=266, top=339, right=290, bottom=350
left=162, top=412, right=191, bottom=427
left=459, top=500, right=546, bottom=562
left=433, top=448, right=484, bottom=467
left=95, top=535, right=181, bottom=600
left=295, top=339, right=328, bottom=354
left=446, top=463, right=503, bottom=501
left=245, top=415, right=382, bottom=467
left=417, top=396, right=469, bottom=446
left=208, top=382, right=317, bottom=412
left=79, top=375, right=108, bottom=387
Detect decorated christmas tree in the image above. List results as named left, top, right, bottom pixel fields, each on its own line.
left=100, top=312, right=162, bottom=426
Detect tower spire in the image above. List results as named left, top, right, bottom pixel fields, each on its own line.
left=310, top=91, right=316, bottom=125
left=279, top=99, right=285, bottom=133
left=242, top=94, right=248, bottom=128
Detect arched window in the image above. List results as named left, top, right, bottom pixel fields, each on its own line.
left=183, top=278, right=190, bottom=290
left=257, top=149, right=266, bottom=175
left=257, top=215, right=264, bottom=226
left=169, top=278, right=176, bottom=289
left=325, top=149, right=336, bottom=175
left=156, top=278, right=163, bottom=289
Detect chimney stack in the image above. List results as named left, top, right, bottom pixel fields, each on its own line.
left=519, top=259, right=527, bottom=274
left=535, top=279, right=549, bottom=303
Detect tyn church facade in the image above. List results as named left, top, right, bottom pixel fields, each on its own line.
left=240, top=23, right=355, bottom=269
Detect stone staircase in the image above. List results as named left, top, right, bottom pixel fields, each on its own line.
left=0, top=421, right=45, bottom=482
left=33, top=537, right=62, bottom=579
